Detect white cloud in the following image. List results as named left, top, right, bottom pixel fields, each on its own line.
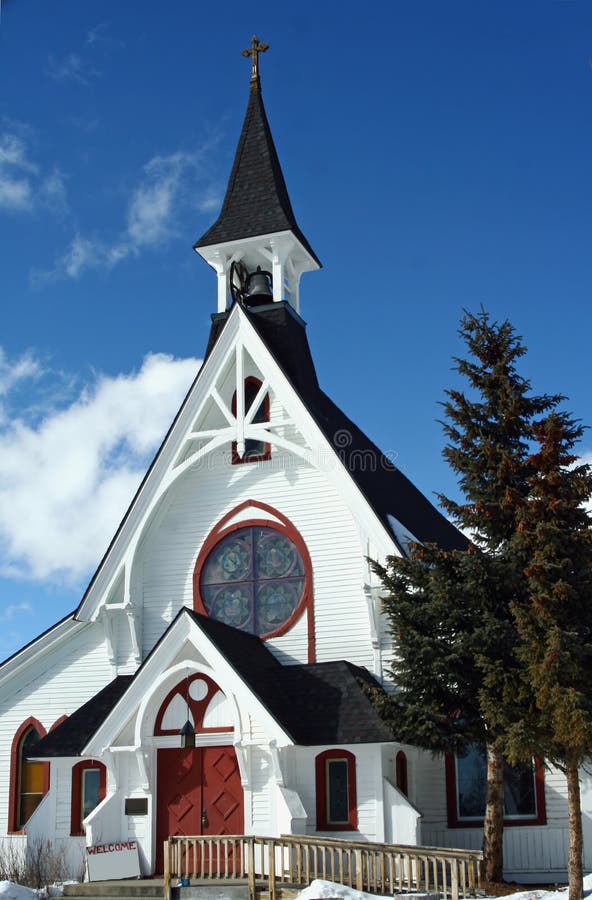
left=46, top=53, right=100, bottom=85
left=127, top=153, right=191, bottom=247
left=0, top=349, right=201, bottom=583
left=37, top=146, right=221, bottom=282
left=0, top=129, right=68, bottom=215
left=40, top=169, right=68, bottom=216
left=0, top=133, right=37, bottom=211
left=0, top=603, right=32, bottom=622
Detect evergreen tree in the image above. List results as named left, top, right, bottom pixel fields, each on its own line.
left=374, top=309, right=559, bottom=882
left=504, top=412, right=592, bottom=900
left=372, top=542, right=518, bottom=882
left=437, top=310, right=560, bottom=880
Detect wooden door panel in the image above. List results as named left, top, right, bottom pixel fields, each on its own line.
left=156, top=748, right=202, bottom=871
left=155, top=745, right=243, bottom=875
left=202, top=747, right=243, bottom=834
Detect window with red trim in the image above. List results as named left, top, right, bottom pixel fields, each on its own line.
left=232, top=377, right=270, bottom=464
left=396, top=751, right=408, bottom=797
left=315, top=749, right=357, bottom=831
left=194, top=502, right=313, bottom=642
left=8, top=718, right=49, bottom=833
left=70, top=760, right=106, bottom=836
left=445, top=748, right=546, bottom=827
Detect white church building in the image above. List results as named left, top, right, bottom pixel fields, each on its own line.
left=0, top=40, right=590, bottom=884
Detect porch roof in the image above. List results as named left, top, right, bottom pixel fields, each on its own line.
left=28, top=612, right=394, bottom=757
left=29, top=675, right=133, bottom=757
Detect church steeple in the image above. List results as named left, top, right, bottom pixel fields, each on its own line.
left=194, top=38, right=320, bottom=314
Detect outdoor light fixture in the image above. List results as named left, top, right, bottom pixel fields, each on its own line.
left=180, top=719, right=195, bottom=749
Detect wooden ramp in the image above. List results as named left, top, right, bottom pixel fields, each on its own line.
left=163, top=835, right=483, bottom=900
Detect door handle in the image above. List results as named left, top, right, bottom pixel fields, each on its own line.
left=201, top=809, right=209, bottom=829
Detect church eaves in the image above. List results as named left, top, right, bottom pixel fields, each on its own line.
left=193, top=65, right=320, bottom=267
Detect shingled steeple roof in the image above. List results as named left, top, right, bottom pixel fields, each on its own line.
left=194, top=67, right=320, bottom=267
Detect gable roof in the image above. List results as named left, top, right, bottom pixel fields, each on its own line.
left=29, top=675, right=133, bottom=757
left=28, top=612, right=393, bottom=757
left=210, top=302, right=467, bottom=552
left=194, top=79, right=320, bottom=267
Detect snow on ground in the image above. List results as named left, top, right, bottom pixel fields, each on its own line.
left=1, top=876, right=590, bottom=900
left=0, top=884, right=38, bottom=900
left=0, top=883, right=67, bottom=900
left=295, top=876, right=592, bottom=900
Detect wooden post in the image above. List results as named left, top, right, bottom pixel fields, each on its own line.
left=269, top=840, right=276, bottom=900
left=163, top=841, right=170, bottom=900
left=247, top=838, right=256, bottom=900
left=355, top=849, right=363, bottom=891
left=450, top=859, right=458, bottom=900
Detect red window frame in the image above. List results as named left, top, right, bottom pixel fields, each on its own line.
left=193, top=500, right=315, bottom=655
left=315, top=749, right=358, bottom=832
left=70, top=760, right=107, bottom=836
left=231, top=376, right=271, bottom=464
left=396, top=750, right=408, bottom=796
left=445, top=753, right=546, bottom=828
left=8, top=718, right=50, bottom=833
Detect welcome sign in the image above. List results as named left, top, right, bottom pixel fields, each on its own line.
left=86, top=840, right=141, bottom=881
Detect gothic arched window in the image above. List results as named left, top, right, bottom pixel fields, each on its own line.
left=8, top=719, right=49, bottom=832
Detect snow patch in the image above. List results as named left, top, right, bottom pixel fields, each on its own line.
left=293, top=878, right=592, bottom=900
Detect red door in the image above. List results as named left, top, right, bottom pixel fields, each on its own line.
left=156, top=746, right=243, bottom=873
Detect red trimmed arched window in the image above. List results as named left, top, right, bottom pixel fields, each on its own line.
left=70, top=760, right=107, bottom=836
left=315, top=749, right=357, bottom=831
left=232, top=377, right=271, bottom=464
left=8, top=718, right=49, bottom=833
left=194, top=501, right=314, bottom=650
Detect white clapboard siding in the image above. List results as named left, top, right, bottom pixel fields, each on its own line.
left=290, top=745, right=381, bottom=842
left=416, top=748, right=575, bottom=879
left=55, top=762, right=72, bottom=836
left=136, top=447, right=375, bottom=670
left=250, top=746, right=273, bottom=833
left=0, top=624, right=112, bottom=830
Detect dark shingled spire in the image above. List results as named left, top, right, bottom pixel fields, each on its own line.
left=194, top=79, right=320, bottom=266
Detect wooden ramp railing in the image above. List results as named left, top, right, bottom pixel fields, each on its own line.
left=163, top=834, right=482, bottom=900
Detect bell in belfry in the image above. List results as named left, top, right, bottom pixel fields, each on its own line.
left=244, top=266, right=273, bottom=305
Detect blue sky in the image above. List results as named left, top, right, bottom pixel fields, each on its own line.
left=1, top=0, right=591, bottom=660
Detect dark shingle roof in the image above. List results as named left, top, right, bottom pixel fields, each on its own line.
left=29, top=676, right=133, bottom=758
left=194, top=82, right=320, bottom=267
left=186, top=614, right=393, bottom=744
left=179, top=614, right=395, bottom=743
left=27, top=614, right=393, bottom=757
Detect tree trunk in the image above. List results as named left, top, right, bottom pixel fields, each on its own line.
left=482, top=743, right=504, bottom=882
left=566, top=754, right=583, bottom=900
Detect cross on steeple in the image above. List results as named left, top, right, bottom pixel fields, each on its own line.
left=242, top=35, right=269, bottom=88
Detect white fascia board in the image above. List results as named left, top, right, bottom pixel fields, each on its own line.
left=83, top=611, right=292, bottom=755
left=236, top=313, right=400, bottom=561
left=76, top=310, right=242, bottom=623
left=195, top=230, right=320, bottom=274
left=0, top=615, right=86, bottom=692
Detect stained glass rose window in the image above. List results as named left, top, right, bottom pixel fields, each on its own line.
left=199, top=526, right=305, bottom=637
